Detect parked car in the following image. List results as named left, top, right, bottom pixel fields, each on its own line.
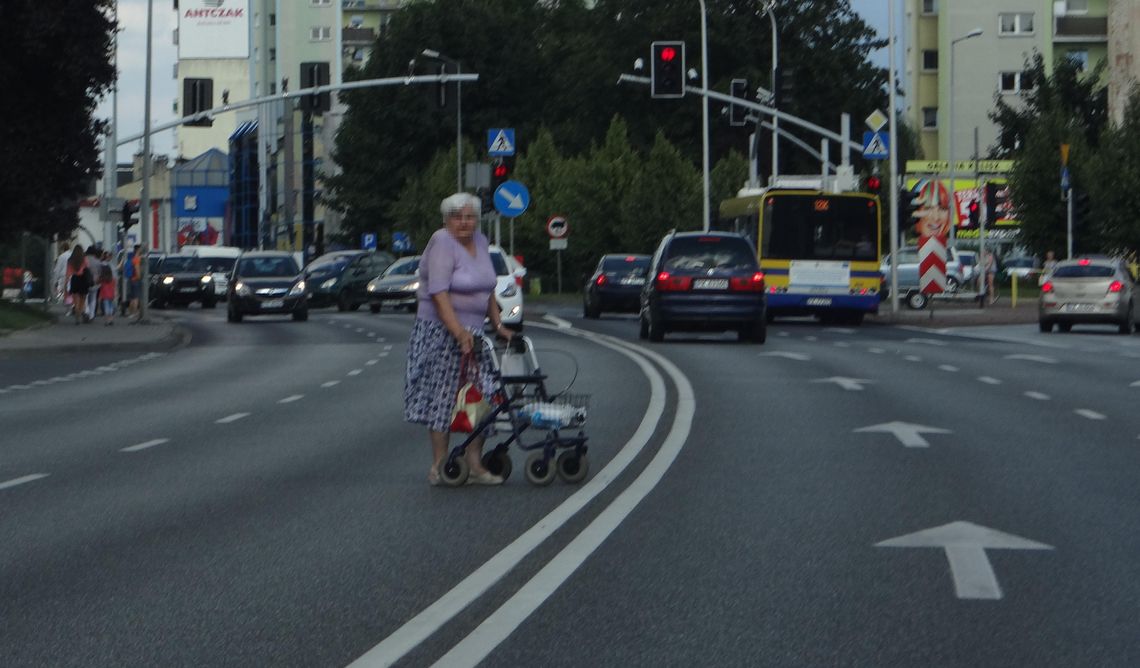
left=957, top=250, right=978, bottom=283
left=227, top=251, right=308, bottom=322
left=583, top=254, right=651, bottom=318
left=489, top=245, right=524, bottom=329
left=1038, top=257, right=1139, bottom=334
left=149, top=255, right=217, bottom=309
left=639, top=231, right=767, bottom=343
left=306, top=250, right=395, bottom=311
left=366, top=255, right=420, bottom=313
left=1003, top=256, right=1038, bottom=280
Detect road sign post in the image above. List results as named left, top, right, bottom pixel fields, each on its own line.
left=546, top=215, right=568, bottom=293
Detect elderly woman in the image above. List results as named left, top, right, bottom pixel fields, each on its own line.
left=405, top=192, right=514, bottom=486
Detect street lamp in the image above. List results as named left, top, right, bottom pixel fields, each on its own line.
left=947, top=27, right=983, bottom=249
left=421, top=49, right=463, bottom=192
left=761, top=1, right=779, bottom=181
left=698, top=0, right=711, bottom=231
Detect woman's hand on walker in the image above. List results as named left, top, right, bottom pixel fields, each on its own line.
left=455, top=329, right=474, bottom=353
left=495, top=324, right=513, bottom=341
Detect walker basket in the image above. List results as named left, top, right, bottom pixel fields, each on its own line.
left=519, top=393, right=589, bottom=430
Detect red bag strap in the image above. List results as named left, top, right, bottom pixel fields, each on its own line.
left=457, top=350, right=479, bottom=385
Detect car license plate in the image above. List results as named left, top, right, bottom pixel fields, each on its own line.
left=1063, top=303, right=1095, bottom=312
left=262, top=299, right=284, bottom=309
left=620, top=277, right=646, bottom=285
left=180, top=287, right=198, bottom=293
left=693, top=278, right=728, bottom=290
left=806, top=297, right=832, bottom=306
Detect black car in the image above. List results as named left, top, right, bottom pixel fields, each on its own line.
left=227, top=251, right=308, bottom=322
left=366, top=255, right=420, bottom=313
left=149, top=255, right=217, bottom=309
left=583, top=254, right=651, bottom=318
left=305, top=250, right=395, bottom=311
left=639, top=231, right=766, bottom=343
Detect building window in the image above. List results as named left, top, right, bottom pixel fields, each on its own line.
left=922, top=49, right=938, bottom=71
left=349, top=15, right=364, bottom=28
left=922, top=0, right=937, bottom=14
left=999, top=12, right=1034, bottom=35
left=310, top=26, right=332, bottom=41
left=270, top=13, right=276, bottom=26
left=1065, top=0, right=1088, bottom=13
left=1067, top=49, right=1089, bottom=72
left=311, top=0, right=332, bottom=6
left=922, top=107, right=938, bottom=129
left=270, top=81, right=277, bottom=95
left=269, top=48, right=277, bottom=61
left=999, top=71, right=1036, bottom=94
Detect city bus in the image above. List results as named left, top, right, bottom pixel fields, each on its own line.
left=716, top=188, right=882, bottom=324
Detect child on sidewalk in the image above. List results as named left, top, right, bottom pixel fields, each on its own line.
left=98, top=262, right=116, bottom=325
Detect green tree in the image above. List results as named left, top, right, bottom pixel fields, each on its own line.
left=0, top=0, right=116, bottom=242
left=1083, top=88, right=1140, bottom=256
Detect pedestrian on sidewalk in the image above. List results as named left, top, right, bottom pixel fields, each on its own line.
left=983, top=250, right=998, bottom=304
left=98, top=260, right=116, bottom=326
left=126, top=244, right=143, bottom=321
left=65, top=247, right=91, bottom=325
left=1040, top=250, right=1058, bottom=286
left=52, top=241, right=71, bottom=309
left=84, top=245, right=103, bottom=322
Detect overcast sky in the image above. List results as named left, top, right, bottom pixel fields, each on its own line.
left=100, top=0, right=896, bottom=164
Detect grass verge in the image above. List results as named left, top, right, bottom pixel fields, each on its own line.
left=0, top=300, right=54, bottom=333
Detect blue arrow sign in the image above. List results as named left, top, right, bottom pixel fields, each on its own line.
left=862, top=131, right=889, bottom=160
left=494, top=180, right=530, bottom=218
left=487, top=128, right=516, bottom=156
left=1060, top=166, right=1070, bottom=192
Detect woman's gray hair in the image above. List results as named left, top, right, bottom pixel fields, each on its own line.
left=440, top=192, right=482, bottom=221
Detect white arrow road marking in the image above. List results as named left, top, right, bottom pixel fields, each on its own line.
left=854, top=421, right=951, bottom=448
left=1131, top=380, right=1140, bottom=387
left=812, top=377, right=873, bottom=391
left=1075, top=409, right=1106, bottom=420
left=759, top=352, right=811, bottom=361
left=321, top=381, right=340, bottom=388
left=906, top=338, right=948, bottom=346
left=1004, top=354, right=1058, bottom=364
left=0, top=474, right=49, bottom=491
left=978, top=376, right=1002, bottom=385
left=939, top=364, right=959, bottom=372
left=876, top=521, right=1053, bottom=600
left=278, top=395, right=304, bottom=404
left=121, top=438, right=170, bottom=453
left=216, top=413, right=250, bottom=424
left=1024, top=391, right=1051, bottom=401
left=542, top=314, right=572, bottom=329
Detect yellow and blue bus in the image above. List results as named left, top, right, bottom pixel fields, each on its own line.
left=716, top=189, right=882, bottom=324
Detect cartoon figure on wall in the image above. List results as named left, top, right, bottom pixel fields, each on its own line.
left=177, top=221, right=220, bottom=248
left=910, top=179, right=951, bottom=238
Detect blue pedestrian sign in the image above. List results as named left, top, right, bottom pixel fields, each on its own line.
left=862, top=131, right=889, bottom=160
left=487, top=128, right=516, bottom=156
left=494, top=180, right=530, bottom=218
left=361, top=232, right=377, bottom=250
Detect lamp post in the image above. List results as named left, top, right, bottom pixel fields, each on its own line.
left=139, top=0, right=155, bottom=320
left=698, top=0, right=711, bottom=231
left=421, top=49, right=462, bottom=192
left=947, top=27, right=983, bottom=249
left=762, top=2, right=779, bottom=181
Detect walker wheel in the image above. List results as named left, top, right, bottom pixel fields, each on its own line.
left=524, top=452, right=557, bottom=486
left=482, top=450, right=513, bottom=481
left=439, top=457, right=469, bottom=487
left=555, top=451, right=589, bottom=484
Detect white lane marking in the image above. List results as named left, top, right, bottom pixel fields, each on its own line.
left=321, top=381, right=340, bottom=388
left=1075, top=409, right=1106, bottom=421
left=939, top=364, right=959, bottom=372
left=348, top=369, right=363, bottom=376
left=825, top=327, right=856, bottom=334
left=777, top=331, right=790, bottom=337
left=978, top=376, right=1002, bottom=385
left=9, top=385, right=32, bottom=390
left=367, top=332, right=377, bottom=337
left=541, top=314, right=572, bottom=329
left=352, top=323, right=673, bottom=668
left=834, top=341, right=851, bottom=348
left=759, top=351, right=811, bottom=361
left=366, top=360, right=379, bottom=366
left=355, top=328, right=365, bottom=333
left=868, top=347, right=885, bottom=354
left=1131, top=380, right=1140, bottom=387
left=383, top=344, right=393, bottom=351
left=278, top=395, right=304, bottom=404
left=343, top=324, right=352, bottom=329
left=1024, top=391, right=1051, bottom=401
left=378, top=337, right=386, bottom=343
left=0, top=474, right=50, bottom=491
left=812, top=377, right=872, bottom=391
left=378, top=352, right=389, bottom=358
left=905, top=355, right=922, bottom=362
left=804, top=335, right=818, bottom=342
left=121, top=438, right=170, bottom=452
left=1004, top=354, right=1058, bottom=364
left=905, top=338, right=948, bottom=346
left=215, top=412, right=250, bottom=424
left=431, top=335, right=695, bottom=667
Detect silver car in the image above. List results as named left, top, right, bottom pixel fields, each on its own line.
left=1038, top=257, right=1139, bottom=334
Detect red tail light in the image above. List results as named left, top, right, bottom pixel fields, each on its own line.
left=515, top=274, right=524, bottom=287
left=595, top=274, right=607, bottom=287
left=729, top=272, right=766, bottom=292
left=1108, top=280, right=1124, bottom=293
left=1041, top=281, right=1054, bottom=293
left=655, top=271, right=692, bottom=291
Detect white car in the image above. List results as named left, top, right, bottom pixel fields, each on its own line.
left=488, top=245, right=525, bottom=329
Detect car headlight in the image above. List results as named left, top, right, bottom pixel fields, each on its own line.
left=162, top=276, right=174, bottom=285
left=288, top=280, right=306, bottom=296
left=234, top=282, right=251, bottom=297
left=200, top=274, right=212, bottom=284
left=320, top=277, right=337, bottom=290
left=367, top=282, right=378, bottom=293
left=499, top=283, right=518, bottom=298
left=507, top=305, right=521, bottom=318
left=405, top=280, right=421, bottom=291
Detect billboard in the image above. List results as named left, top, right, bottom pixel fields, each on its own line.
left=178, top=0, right=249, bottom=60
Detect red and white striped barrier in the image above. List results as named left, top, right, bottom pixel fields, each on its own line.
left=919, top=234, right=947, bottom=295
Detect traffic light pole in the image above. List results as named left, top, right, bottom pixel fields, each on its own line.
left=138, top=0, right=154, bottom=322
left=1066, top=188, right=1074, bottom=259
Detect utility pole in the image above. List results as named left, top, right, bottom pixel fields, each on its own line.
left=282, top=79, right=295, bottom=252
left=139, top=0, right=154, bottom=320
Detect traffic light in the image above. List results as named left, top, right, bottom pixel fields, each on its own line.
left=966, top=199, right=980, bottom=229
left=300, top=62, right=331, bottom=114
left=182, top=78, right=214, bottom=127
left=729, top=78, right=748, bottom=126
left=774, top=66, right=794, bottom=108
left=121, top=200, right=138, bottom=231
left=650, top=41, right=685, bottom=99
left=491, top=156, right=514, bottom=191
left=863, top=174, right=882, bottom=195
left=899, top=186, right=921, bottom=231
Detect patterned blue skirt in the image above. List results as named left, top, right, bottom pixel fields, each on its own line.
left=404, top=318, right=497, bottom=433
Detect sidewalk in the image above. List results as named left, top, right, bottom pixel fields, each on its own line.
left=0, top=302, right=189, bottom=355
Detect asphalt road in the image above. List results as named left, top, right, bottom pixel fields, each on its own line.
left=2, top=305, right=1139, bottom=666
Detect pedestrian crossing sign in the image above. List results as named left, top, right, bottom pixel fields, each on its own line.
left=862, top=131, right=889, bottom=160
left=487, top=128, right=515, bottom=156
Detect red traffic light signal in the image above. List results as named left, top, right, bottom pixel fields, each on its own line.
left=659, top=46, right=677, bottom=63
left=865, top=175, right=881, bottom=193
left=650, top=41, right=685, bottom=99
left=493, top=163, right=509, bottom=180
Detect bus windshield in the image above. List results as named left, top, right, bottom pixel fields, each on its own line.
left=762, top=194, right=878, bottom=262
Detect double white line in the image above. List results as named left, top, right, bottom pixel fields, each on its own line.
left=350, top=320, right=695, bottom=667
